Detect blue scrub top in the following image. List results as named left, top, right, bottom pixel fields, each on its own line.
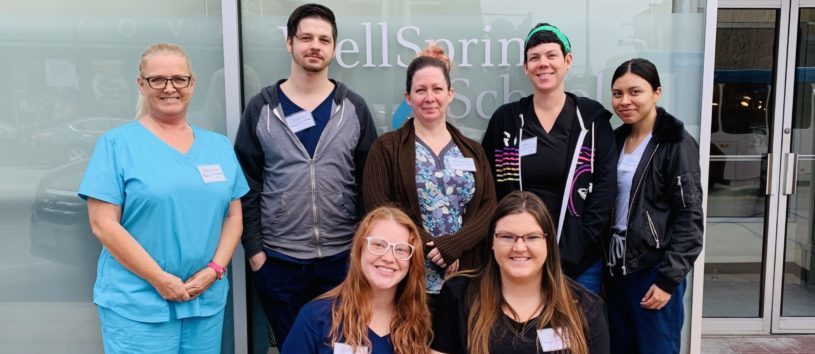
left=78, top=121, right=249, bottom=323
left=283, top=298, right=396, bottom=354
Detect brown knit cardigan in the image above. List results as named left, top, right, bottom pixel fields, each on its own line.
left=362, top=118, right=497, bottom=270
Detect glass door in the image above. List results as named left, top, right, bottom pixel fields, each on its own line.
left=703, top=4, right=787, bottom=334
left=772, top=1, right=815, bottom=332
left=705, top=0, right=815, bottom=334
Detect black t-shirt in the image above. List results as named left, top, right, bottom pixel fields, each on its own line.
left=489, top=313, right=543, bottom=353
left=430, top=276, right=610, bottom=354
left=521, top=96, right=575, bottom=224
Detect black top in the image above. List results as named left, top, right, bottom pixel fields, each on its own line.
left=611, top=108, right=704, bottom=293
left=521, top=96, right=574, bottom=223
left=480, top=93, right=616, bottom=278
left=489, top=313, right=546, bottom=353
left=431, top=276, right=610, bottom=354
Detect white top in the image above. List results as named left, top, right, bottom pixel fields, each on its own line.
left=613, top=133, right=652, bottom=233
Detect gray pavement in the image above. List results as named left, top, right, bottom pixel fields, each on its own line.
left=703, top=335, right=815, bottom=353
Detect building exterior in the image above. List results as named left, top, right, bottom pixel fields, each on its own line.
left=0, top=1, right=812, bottom=353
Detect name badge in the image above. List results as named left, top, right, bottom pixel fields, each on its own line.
left=448, top=157, right=477, bottom=172
left=537, top=328, right=569, bottom=352
left=519, top=137, right=538, bottom=157
left=333, top=343, right=368, bottom=354
left=286, top=110, right=316, bottom=134
left=197, top=164, right=226, bottom=183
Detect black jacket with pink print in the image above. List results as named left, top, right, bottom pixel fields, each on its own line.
left=481, top=92, right=617, bottom=278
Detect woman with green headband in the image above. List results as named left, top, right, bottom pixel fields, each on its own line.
left=481, top=23, right=617, bottom=295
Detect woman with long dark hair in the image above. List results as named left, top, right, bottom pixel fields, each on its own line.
left=605, top=58, right=703, bottom=354
left=283, top=207, right=432, bottom=354
left=431, top=191, right=609, bottom=354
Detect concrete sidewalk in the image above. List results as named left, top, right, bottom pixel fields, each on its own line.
left=702, top=336, right=815, bottom=353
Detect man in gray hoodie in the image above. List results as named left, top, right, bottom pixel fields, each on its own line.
left=234, top=3, right=377, bottom=348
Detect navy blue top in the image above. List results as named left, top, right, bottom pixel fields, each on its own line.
left=283, top=298, right=395, bottom=354
left=278, top=85, right=336, bottom=158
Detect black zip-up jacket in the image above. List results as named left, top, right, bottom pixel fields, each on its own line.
left=610, top=108, right=704, bottom=293
left=482, top=93, right=617, bottom=277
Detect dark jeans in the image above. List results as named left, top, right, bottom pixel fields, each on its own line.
left=252, top=248, right=349, bottom=349
left=606, top=265, right=686, bottom=354
left=573, top=259, right=603, bottom=294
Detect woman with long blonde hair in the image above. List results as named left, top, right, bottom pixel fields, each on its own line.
left=283, top=206, right=432, bottom=354
left=431, top=191, right=609, bottom=354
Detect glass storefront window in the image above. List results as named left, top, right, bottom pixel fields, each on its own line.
left=240, top=1, right=705, bottom=352
left=0, top=2, right=228, bottom=353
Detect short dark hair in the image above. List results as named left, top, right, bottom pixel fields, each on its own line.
left=611, top=58, right=662, bottom=91
left=524, top=22, right=570, bottom=62
left=287, top=3, right=337, bottom=43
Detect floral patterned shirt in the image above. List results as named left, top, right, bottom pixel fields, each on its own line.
left=415, top=137, right=475, bottom=293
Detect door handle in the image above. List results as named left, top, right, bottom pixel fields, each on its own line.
left=783, top=153, right=798, bottom=195
left=766, top=153, right=774, bottom=195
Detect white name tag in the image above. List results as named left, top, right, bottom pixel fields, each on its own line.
left=286, top=110, right=316, bottom=133
left=448, top=157, right=476, bottom=172
left=197, top=164, right=226, bottom=183
left=537, top=328, right=569, bottom=352
left=519, top=137, right=538, bottom=157
left=333, top=343, right=368, bottom=354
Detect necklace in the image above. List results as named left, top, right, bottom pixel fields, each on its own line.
left=501, top=312, right=538, bottom=346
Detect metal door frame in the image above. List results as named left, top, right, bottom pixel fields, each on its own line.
left=704, top=0, right=815, bottom=336
left=770, top=0, right=815, bottom=333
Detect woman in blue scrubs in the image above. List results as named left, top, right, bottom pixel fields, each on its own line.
left=78, top=43, right=249, bottom=354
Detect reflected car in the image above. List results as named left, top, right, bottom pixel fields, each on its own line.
left=30, top=117, right=129, bottom=165
left=29, top=159, right=100, bottom=268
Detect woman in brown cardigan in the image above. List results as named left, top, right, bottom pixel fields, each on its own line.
left=363, top=46, right=496, bottom=295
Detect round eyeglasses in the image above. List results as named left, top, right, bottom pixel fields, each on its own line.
left=365, top=237, right=415, bottom=260
left=142, top=75, right=192, bottom=89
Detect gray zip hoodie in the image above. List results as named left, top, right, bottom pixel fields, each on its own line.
left=235, top=79, right=377, bottom=260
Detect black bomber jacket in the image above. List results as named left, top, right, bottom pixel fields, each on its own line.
left=609, top=108, right=704, bottom=293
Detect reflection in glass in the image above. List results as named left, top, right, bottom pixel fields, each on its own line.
left=781, top=8, right=815, bottom=318
left=704, top=9, right=778, bottom=318
left=0, top=2, right=228, bottom=353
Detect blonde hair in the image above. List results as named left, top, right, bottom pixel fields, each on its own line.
left=318, top=207, right=432, bottom=354
left=135, top=43, right=194, bottom=118
left=418, top=44, right=451, bottom=72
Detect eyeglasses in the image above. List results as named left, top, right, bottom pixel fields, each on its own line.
left=365, top=237, right=415, bottom=260
left=142, top=76, right=192, bottom=89
left=494, top=232, right=547, bottom=246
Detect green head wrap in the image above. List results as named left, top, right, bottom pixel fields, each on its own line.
left=525, top=25, right=571, bottom=54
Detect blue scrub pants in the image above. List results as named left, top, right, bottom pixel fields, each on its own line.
left=253, top=248, right=349, bottom=348
left=606, top=266, right=685, bottom=354
left=98, top=306, right=224, bottom=354
left=573, top=259, right=603, bottom=294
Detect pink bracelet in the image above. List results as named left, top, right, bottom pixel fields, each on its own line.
left=208, top=261, right=226, bottom=280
